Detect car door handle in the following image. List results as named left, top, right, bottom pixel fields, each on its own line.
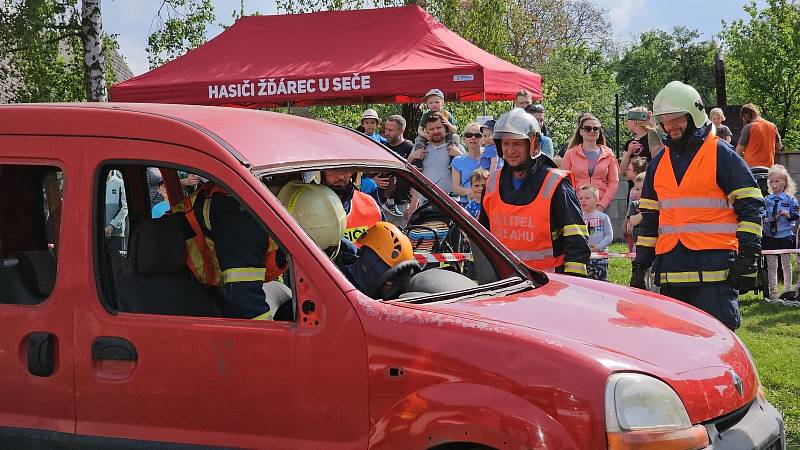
left=92, top=336, right=137, bottom=361
left=28, top=332, right=55, bottom=377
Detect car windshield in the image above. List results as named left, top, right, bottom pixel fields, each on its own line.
left=258, top=166, right=538, bottom=302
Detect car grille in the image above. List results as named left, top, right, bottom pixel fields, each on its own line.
left=705, top=400, right=752, bottom=434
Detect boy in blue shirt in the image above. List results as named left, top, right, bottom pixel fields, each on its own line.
left=360, top=109, right=387, bottom=144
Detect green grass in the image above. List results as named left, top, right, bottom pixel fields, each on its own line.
left=605, top=242, right=800, bottom=449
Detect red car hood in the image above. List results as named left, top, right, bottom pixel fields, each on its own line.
left=415, top=274, right=756, bottom=423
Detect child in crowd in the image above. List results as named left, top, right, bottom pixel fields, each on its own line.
left=763, top=164, right=799, bottom=300
left=415, top=88, right=458, bottom=149
left=622, top=158, right=647, bottom=251
left=624, top=172, right=645, bottom=252
left=464, top=168, right=488, bottom=219
left=579, top=184, right=613, bottom=281
left=360, top=108, right=387, bottom=144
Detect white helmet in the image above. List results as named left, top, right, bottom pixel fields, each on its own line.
left=278, top=180, right=346, bottom=256
left=492, top=107, right=541, bottom=158
left=652, top=81, right=709, bottom=127
left=493, top=107, right=541, bottom=140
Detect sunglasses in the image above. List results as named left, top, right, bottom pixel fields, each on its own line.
left=463, top=132, right=482, bottom=138
left=581, top=126, right=601, bottom=132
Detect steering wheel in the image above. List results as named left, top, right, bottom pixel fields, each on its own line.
left=367, top=260, right=421, bottom=300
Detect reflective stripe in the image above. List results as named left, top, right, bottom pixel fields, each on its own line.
left=659, top=197, right=730, bottom=209
left=659, top=269, right=729, bottom=283
left=222, top=267, right=267, bottom=283
left=561, top=224, right=589, bottom=237
left=728, top=187, right=764, bottom=202
left=541, top=170, right=564, bottom=199
left=737, top=221, right=763, bottom=236
left=659, top=223, right=738, bottom=234
left=202, top=197, right=212, bottom=230
left=513, top=249, right=554, bottom=261
left=564, top=261, right=587, bottom=276
left=253, top=310, right=275, bottom=320
left=636, top=236, right=657, bottom=247
left=639, top=198, right=659, bottom=210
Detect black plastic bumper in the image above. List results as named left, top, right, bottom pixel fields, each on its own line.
left=704, top=396, right=785, bottom=449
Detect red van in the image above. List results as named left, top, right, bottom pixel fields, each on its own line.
left=0, top=103, right=785, bottom=449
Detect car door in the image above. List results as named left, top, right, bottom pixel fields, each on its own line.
left=72, top=138, right=369, bottom=449
left=0, top=136, right=76, bottom=445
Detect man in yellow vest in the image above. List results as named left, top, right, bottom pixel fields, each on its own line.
left=322, top=169, right=383, bottom=242
left=632, top=81, right=765, bottom=331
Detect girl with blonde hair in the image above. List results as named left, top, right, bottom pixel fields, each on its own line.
left=763, top=164, right=799, bottom=300
left=709, top=108, right=732, bottom=144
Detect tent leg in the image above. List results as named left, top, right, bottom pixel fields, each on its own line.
left=482, top=91, right=486, bottom=116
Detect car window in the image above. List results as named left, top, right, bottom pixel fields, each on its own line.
left=0, top=164, right=62, bottom=305
left=261, top=167, right=522, bottom=303
left=96, top=164, right=295, bottom=321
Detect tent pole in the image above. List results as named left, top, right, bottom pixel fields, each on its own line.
left=482, top=91, right=486, bottom=116
left=287, top=101, right=292, bottom=115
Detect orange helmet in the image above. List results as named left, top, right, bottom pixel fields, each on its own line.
left=357, top=221, right=413, bottom=267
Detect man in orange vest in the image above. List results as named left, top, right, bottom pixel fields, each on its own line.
left=322, top=169, right=383, bottom=243
left=479, top=108, right=590, bottom=276
left=735, top=103, right=782, bottom=168
left=632, top=81, right=765, bottom=331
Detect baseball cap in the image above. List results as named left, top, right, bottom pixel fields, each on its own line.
left=424, top=88, right=445, bottom=101
left=480, top=119, right=496, bottom=132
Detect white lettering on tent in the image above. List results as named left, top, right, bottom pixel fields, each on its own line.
left=453, top=74, right=474, bottom=82
left=208, top=74, right=372, bottom=99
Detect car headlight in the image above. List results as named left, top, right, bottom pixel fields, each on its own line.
left=605, top=373, right=709, bottom=450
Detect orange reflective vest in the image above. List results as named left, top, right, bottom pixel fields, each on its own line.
left=343, top=190, right=382, bottom=242
left=483, top=169, right=568, bottom=270
left=654, top=134, right=738, bottom=254
left=170, top=183, right=285, bottom=287
left=743, top=119, right=777, bottom=168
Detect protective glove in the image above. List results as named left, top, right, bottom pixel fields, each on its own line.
left=727, top=246, right=760, bottom=293
left=630, top=261, right=648, bottom=290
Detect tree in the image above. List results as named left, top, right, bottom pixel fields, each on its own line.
left=721, top=0, right=800, bottom=149
left=146, top=0, right=215, bottom=69
left=537, top=44, right=619, bottom=151
left=616, top=26, right=717, bottom=109
left=81, top=0, right=106, bottom=101
left=0, top=0, right=118, bottom=103
left=506, top=0, right=613, bottom=70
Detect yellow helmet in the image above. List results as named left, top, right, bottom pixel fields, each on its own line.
left=357, top=221, right=413, bottom=267
left=278, top=180, right=346, bottom=255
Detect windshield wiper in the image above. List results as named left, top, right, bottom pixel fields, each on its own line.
left=392, top=277, right=533, bottom=304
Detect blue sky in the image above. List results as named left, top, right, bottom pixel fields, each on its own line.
left=104, top=0, right=764, bottom=76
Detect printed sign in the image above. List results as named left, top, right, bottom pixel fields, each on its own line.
left=453, top=74, right=474, bottom=82
left=207, top=73, right=372, bottom=100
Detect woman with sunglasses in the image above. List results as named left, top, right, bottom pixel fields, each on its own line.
left=561, top=114, right=619, bottom=212
left=451, top=123, right=484, bottom=204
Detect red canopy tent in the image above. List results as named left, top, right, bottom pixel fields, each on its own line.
left=110, top=5, right=541, bottom=107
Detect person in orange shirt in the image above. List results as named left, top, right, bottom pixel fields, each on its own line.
left=736, top=103, right=782, bottom=168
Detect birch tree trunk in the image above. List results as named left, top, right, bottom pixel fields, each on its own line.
left=82, top=0, right=107, bottom=102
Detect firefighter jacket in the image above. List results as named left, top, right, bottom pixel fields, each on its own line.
left=479, top=154, right=590, bottom=276
left=172, top=184, right=286, bottom=319
left=635, top=126, right=765, bottom=286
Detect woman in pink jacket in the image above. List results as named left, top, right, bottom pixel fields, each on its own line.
left=561, top=113, right=619, bottom=211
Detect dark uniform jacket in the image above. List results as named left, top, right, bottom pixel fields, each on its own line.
left=479, top=154, right=591, bottom=275
left=635, top=125, right=765, bottom=286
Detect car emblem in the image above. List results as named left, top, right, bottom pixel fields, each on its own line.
left=728, top=369, right=744, bottom=397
